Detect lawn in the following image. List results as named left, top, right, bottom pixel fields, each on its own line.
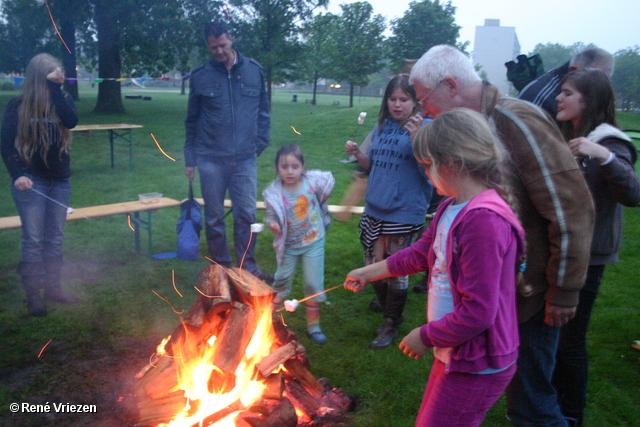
left=0, top=85, right=639, bottom=427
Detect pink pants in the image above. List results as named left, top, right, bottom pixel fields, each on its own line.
left=416, top=359, right=516, bottom=427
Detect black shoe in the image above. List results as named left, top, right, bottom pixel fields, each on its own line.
left=370, top=318, right=397, bottom=349
left=257, top=272, right=275, bottom=285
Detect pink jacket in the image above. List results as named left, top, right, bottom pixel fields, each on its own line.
left=387, top=189, right=525, bottom=373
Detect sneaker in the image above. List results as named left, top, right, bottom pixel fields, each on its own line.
left=632, top=340, right=640, bottom=352
left=257, top=272, right=275, bottom=285
left=308, top=331, right=327, bottom=344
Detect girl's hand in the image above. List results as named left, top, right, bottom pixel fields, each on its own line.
left=14, top=176, right=33, bottom=191
left=46, top=67, right=65, bottom=84
left=268, top=222, right=281, bottom=234
left=403, top=114, right=423, bottom=136
left=567, top=137, right=610, bottom=163
left=343, top=268, right=368, bottom=292
left=399, top=327, right=430, bottom=360
left=345, top=140, right=359, bottom=155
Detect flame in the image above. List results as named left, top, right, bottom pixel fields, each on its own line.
left=157, top=293, right=279, bottom=426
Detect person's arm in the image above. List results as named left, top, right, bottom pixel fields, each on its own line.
left=47, top=80, right=78, bottom=129
left=1, top=98, right=26, bottom=183
left=497, top=103, right=594, bottom=327
left=596, top=138, right=640, bottom=207
left=345, top=140, right=370, bottom=171
left=184, top=77, right=200, bottom=177
left=255, top=67, right=270, bottom=156
left=343, top=260, right=391, bottom=292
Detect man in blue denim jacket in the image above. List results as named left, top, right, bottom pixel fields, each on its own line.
left=184, top=21, right=272, bottom=282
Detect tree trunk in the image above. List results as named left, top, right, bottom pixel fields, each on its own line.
left=93, top=0, right=124, bottom=113
left=60, top=18, right=78, bottom=101
left=312, top=71, right=318, bottom=105
left=349, top=84, right=354, bottom=108
left=265, top=66, right=273, bottom=104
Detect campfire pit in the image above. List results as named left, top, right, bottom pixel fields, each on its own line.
left=134, top=265, right=355, bottom=426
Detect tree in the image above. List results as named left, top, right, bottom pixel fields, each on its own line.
left=230, top=0, right=329, bottom=102
left=328, top=2, right=386, bottom=108
left=300, top=13, right=336, bottom=105
left=612, top=46, right=640, bottom=111
left=0, top=0, right=56, bottom=73
left=387, top=0, right=461, bottom=73
left=529, top=42, right=599, bottom=71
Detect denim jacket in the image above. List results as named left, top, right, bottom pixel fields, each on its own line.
left=184, top=51, right=270, bottom=166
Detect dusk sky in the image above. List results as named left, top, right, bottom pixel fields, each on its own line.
left=328, top=0, right=639, bottom=55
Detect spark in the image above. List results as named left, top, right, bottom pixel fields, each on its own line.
left=172, top=270, right=183, bottom=297
left=150, top=133, right=176, bottom=161
left=127, top=215, right=135, bottom=231
left=44, top=0, right=71, bottom=54
left=239, top=231, right=254, bottom=272
left=152, top=290, right=184, bottom=315
left=37, top=339, right=53, bottom=358
left=291, top=126, right=301, bottom=135
left=275, top=285, right=343, bottom=313
left=193, top=286, right=223, bottom=299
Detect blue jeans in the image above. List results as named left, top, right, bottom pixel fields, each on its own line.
left=506, top=308, right=568, bottom=427
left=197, top=157, right=259, bottom=274
left=11, top=176, right=70, bottom=275
left=272, top=237, right=326, bottom=303
left=553, top=264, right=605, bottom=422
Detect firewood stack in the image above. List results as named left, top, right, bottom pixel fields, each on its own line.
left=134, top=265, right=355, bottom=427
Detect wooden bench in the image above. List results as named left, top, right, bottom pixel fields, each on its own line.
left=192, top=198, right=365, bottom=215
left=72, top=124, right=144, bottom=170
left=0, top=197, right=181, bottom=256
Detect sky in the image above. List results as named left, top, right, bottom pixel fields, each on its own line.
left=327, top=0, right=640, bottom=55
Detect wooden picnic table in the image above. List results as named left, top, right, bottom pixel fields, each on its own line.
left=72, top=124, right=143, bottom=169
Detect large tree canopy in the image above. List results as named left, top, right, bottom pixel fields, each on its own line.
left=327, top=2, right=386, bottom=107
left=230, top=0, right=329, bottom=102
left=387, top=0, right=461, bottom=73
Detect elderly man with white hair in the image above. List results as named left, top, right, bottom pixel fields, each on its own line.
left=409, top=45, right=594, bottom=427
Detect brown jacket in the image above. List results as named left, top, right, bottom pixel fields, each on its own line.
left=480, top=82, right=594, bottom=323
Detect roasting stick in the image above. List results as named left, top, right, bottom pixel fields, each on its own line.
left=30, top=188, right=90, bottom=220
left=275, top=284, right=344, bottom=313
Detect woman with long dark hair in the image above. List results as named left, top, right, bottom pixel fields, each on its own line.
left=554, top=68, right=640, bottom=426
left=1, top=53, right=79, bottom=316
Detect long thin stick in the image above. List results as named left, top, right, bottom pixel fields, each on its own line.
left=275, top=284, right=343, bottom=313
left=30, top=188, right=90, bottom=220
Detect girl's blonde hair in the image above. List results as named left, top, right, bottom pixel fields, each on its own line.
left=15, top=53, right=72, bottom=164
left=412, top=108, right=518, bottom=213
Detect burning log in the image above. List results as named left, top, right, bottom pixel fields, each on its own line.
left=208, top=301, right=256, bottom=394
left=262, top=372, right=285, bottom=401
left=183, top=265, right=232, bottom=329
left=283, top=357, right=324, bottom=399
left=136, top=390, right=187, bottom=426
left=228, top=267, right=276, bottom=305
left=190, top=399, right=245, bottom=427
left=256, top=341, right=298, bottom=377
left=283, top=378, right=321, bottom=420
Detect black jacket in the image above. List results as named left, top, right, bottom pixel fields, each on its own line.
left=184, top=51, right=270, bottom=166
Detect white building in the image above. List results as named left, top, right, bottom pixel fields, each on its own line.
left=473, top=19, right=520, bottom=95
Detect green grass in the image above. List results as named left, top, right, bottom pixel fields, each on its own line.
left=0, top=86, right=639, bottom=426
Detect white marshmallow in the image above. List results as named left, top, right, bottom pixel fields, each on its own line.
left=284, top=299, right=299, bottom=312
left=358, top=112, right=367, bottom=125
left=66, top=207, right=74, bottom=214
left=250, top=223, right=264, bottom=233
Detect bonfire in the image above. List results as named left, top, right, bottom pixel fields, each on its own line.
left=133, top=265, right=354, bottom=427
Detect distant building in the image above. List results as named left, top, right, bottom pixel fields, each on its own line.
left=473, top=19, right=520, bottom=95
